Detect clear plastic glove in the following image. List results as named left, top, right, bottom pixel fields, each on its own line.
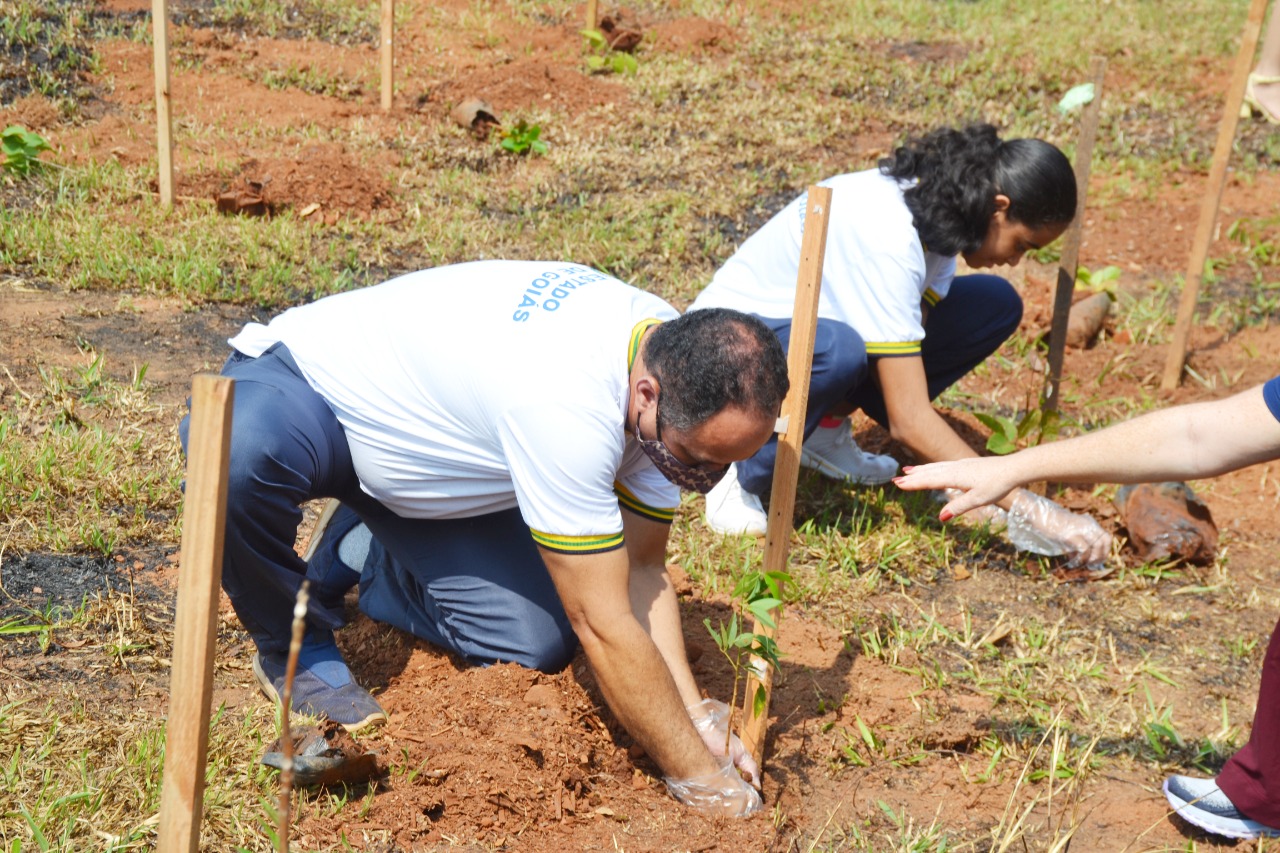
left=664, top=759, right=762, bottom=818
left=687, top=698, right=761, bottom=789
left=1006, top=488, right=1110, bottom=569
left=936, top=488, right=1008, bottom=528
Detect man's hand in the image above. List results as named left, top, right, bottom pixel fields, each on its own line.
left=687, top=698, right=762, bottom=789
left=664, top=762, right=762, bottom=817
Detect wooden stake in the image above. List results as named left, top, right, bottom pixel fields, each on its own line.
left=1161, top=0, right=1269, bottom=390
left=276, top=582, right=311, bottom=853
left=157, top=375, right=234, bottom=852
left=380, top=0, right=394, bottom=111
left=1042, top=56, right=1106, bottom=413
left=586, top=0, right=599, bottom=30
left=738, top=185, right=833, bottom=769
left=151, top=0, right=174, bottom=207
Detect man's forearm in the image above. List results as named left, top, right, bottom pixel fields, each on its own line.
left=576, top=615, right=719, bottom=779
left=539, top=543, right=719, bottom=781
left=628, top=559, right=703, bottom=708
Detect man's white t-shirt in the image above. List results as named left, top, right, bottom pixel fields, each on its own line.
left=690, top=169, right=956, bottom=357
left=229, top=260, right=680, bottom=555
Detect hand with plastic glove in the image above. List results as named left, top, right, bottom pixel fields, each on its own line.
left=664, top=760, right=762, bottom=817
left=936, top=488, right=1008, bottom=529
left=1005, top=488, right=1111, bottom=569
left=687, top=698, right=762, bottom=789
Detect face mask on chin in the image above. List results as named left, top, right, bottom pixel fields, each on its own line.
left=634, top=408, right=728, bottom=494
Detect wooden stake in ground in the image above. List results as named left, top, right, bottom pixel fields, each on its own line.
left=151, top=0, right=174, bottom=207
left=156, top=375, right=234, bottom=852
left=1042, top=56, right=1106, bottom=414
left=586, top=0, right=599, bottom=30
left=1161, top=0, right=1269, bottom=390
left=738, top=185, right=833, bottom=769
left=276, top=582, right=311, bottom=853
left=380, top=0, right=394, bottom=111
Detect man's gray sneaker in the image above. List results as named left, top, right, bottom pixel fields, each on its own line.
left=1163, top=774, right=1280, bottom=840
left=253, top=634, right=387, bottom=732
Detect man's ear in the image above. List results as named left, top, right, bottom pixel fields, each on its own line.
left=992, top=193, right=1012, bottom=216
left=634, top=375, right=660, bottom=410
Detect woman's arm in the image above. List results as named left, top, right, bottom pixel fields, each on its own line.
left=894, top=383, right=1280, bottom=518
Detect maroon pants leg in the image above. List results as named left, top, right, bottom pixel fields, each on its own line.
left=1217, top=617, right=1280, bottom=827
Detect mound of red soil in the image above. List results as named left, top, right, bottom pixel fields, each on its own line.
left=188, top=143, right=394, bottom=222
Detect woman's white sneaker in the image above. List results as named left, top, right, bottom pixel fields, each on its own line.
left=704, top=464, right=768, bottom=536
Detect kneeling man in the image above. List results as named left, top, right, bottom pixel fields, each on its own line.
left=181, top=260, right=790, bottom=816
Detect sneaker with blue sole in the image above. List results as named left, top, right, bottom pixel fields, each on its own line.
left=1163, top=774, right=1280, bottom=840
left=253, top=634, right=388, bottom=732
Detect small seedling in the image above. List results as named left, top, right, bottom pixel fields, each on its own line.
left=2, top=125, right=52, bottom=176
left=1076, top=264, right=1121, bottom=296
left=974, top=405, right=1061, bottom=455
left=497, top=120, right=548, bottom=156
left=703, top=567, right=789, bottom=753
left=581, top=29, right=638, bottom=75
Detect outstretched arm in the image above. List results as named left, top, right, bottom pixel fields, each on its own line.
left=895, top=383, right=1280, bottom=518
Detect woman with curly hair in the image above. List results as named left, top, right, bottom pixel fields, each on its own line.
left=691, top=123, right=1108, bottom=565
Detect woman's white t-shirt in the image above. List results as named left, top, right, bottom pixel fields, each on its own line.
left=691, top=169, right=956, bottom=357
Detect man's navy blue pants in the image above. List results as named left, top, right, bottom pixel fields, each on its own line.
left=179, top=345, right=577, bottom=672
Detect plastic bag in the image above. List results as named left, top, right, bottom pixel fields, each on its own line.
left=664, top=760, right=762, bottom=817
left=687, top=698, right=761, bottom=788
left=1005, top=489, right=1110, bottom=568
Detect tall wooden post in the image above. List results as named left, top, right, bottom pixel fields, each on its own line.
left=1042, top=56, right=1106, bottom=412
left=156, top=375, right=234, bottom=852
left=1161, top=0, right=1269, bottom=390
left=151, top=0, right=174, bottom=206
left=738, top=186, right=833, bottom=768
left=380, top=0, right=394, bottom=111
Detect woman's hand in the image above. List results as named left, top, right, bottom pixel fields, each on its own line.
left=894, top=459, right=1023, bottom=520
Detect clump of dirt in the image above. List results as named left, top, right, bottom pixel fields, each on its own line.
left=2, top=94, right=63, bottom=134
left=264, top=721, right=381, bottom=787
left=186, top=144, right=394, bottom=222
left=298, top=615, right=777, bottom=851
left=1117, top=481, right=1219, bottom=565
left=596, top=13, right=643, bottom=53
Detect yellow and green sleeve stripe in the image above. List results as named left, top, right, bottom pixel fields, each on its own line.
left=530, top=529, right=625, bottom=554
left=615, top=482, right=675, bottom=524
left=865, top=340, right=923, bottom=357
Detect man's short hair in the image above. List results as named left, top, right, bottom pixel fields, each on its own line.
left=645, top=308, right=789, bottom=432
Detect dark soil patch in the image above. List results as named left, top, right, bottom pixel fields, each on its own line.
left=0, top=552, right=121, bottom=617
